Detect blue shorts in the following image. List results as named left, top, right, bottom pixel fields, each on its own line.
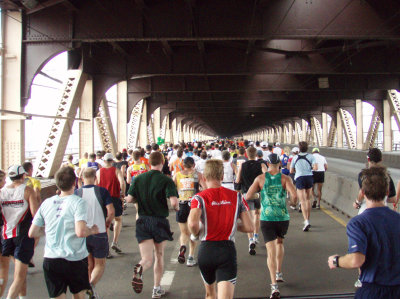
left=295, top=176, right=314, bottom=190
left=112, top=197, right=123, bottom=217
left=356, top=283, right=400, bottom=299
left=2, top=235, right=34, bottom=264
left=86, top=233, right=108, bottom=259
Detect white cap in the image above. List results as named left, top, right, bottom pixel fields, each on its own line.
left=261, top=142, right=268, bottom=147
left=104, top=153, right=114, bottom=161
left=72, top=158, right=79, bottom=165
left=276, top=142, right=280, bottom=146
left=292, top=147, right=299, bottom=153
left=8, top=165, right=27, bottom=178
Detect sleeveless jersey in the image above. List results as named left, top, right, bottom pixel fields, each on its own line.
left=223, top=162, right=234, bottom=183
left=176, top=172, right=197, bottom=201
left=98, top=167, right=120, bottom=198
left=171, top=158, right=184, bottom=174
left=1, top=184, right=32, bottom=239
left=191, top=187, right=249, bottom=242
left=130, top=163, right=148, bottom=178
left=87, top=161, right=100, bottom=171
left=260, top=173, right=289, bottom=222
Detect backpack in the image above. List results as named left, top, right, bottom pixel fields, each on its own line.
left=294, top=155, right=312, bottom=169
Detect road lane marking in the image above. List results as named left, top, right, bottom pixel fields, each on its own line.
left=320, top=205, right=348, bottom=228
left=160, top=240, right=181, bottom=292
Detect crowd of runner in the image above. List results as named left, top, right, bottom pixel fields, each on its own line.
left=0, top=139, right=399, bottom=299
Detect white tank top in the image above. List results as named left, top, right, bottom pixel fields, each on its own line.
left=223, top=162, right=234, bottom=183
left=1, top=184, right=30, bottom=239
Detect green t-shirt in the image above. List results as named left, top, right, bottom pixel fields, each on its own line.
left=128, top=170, right=178, bottom=218
left=260, top=172, right=290, bottom=222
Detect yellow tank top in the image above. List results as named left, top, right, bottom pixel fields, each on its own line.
left=176, top=172, right=196, bottom=201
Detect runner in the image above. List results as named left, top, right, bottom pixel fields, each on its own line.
left=273, top=143, right=283, bottom=156
left=0, top=170, right=9, bottom=298
left=311, top=148, right=328, bottom=209
left=170, top=149, right=184, bottom=176
left=29, top=166, right=98, bottom=299
left=188, top=159, right=254, bottom=299
left=232, top=147, right=248, bottom=191
left=222, top=150, right=236, bottom=191
left=328, top=167, right=400, bottom=299
left=79, top=152, right=89, bottom=168
left=195, top=151, right=208, bottom=174
left=173, top=157, right=201, bottom=267
left=261, top=142, right=271, bottom=161
left=236, top=146, right=268, bottom=254
left=97, top=153, right=126, bottom=255
left=75, top=168, right=115, bottom=299
left=246, top=154, right=297, bottom=299
left=290, top=142, right=317, bottom=231
left=280, top=147, right=290, bottom=176
left=125, top=152, right=179, bottom=298
left=95, top=151, right=105, bottom=168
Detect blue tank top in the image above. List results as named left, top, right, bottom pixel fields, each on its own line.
left=87, top=161, right=99, bottom=171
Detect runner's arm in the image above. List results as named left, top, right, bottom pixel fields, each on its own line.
left=188, top=207, right=202, bottom=235
left=245, top=175, right=263, bottom=200
left=169, top=196, right=179, bottom=211
left=328, top=252, right=365, bottom=269
left=105, top=203, right=115, bottom=228
left=324, top=163, right=328, bottom=171
left=126, top=167, right=132, bottom=184
left=96, top=170, right=101, bottom=185
left=396, top=181, right=400, bottom=206
left=75, top=221, right=99, bottom=238
left=116, top=168, right=126, bottom=198
left=26, top=186, right=39, bottom=217
left=28, top=224, right=44, bottom=238
left=125, top=194, right=136, bottom=203
left=235, top=164, right=242, bottom=183
left=312, top=163, right=318, bottom=171
left=261, top=163, right=268, bottom=173
left=238, top=210, right=254, bottom=233
left=33, top=186, right=42, bottom=205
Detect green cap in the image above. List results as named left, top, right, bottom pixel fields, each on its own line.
left=312, top=147, right=320, bottom=153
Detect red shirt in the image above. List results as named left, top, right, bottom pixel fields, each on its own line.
left=191, top=187, right=249, bottom=242
left=98, top=167, right=120, bottom=198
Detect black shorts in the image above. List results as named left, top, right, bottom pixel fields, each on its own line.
left=43, top=257, right=90, bottom=297
left=355, top=283, right=400, bottom=299
left=86, top=233, right=108, bottom=259
left=136, top=216, right=173, bottom=244
left=198, top=241, right=237, bottom=285
left=1, top=235, right=34, bottom=264
left=313, top=171, right=325, bottom=183
left=112, top=197, right=123, bottom=217
left=261, top=220, right=289, bottom=243
left=176, top=201, right=191, bottom=223
left=247, top=198, right=261, bottom=210
left=295, top=175, right=314, bottom=190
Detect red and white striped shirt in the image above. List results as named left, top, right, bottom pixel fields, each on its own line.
left=191, top=187, right=249, bottom=242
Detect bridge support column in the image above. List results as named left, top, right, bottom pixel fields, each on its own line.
left=322, top=113, right=328, bottom=146
left=337, top=111, right=343, bottom=148
left=128, top=99, right=143, bottom=150
left=79, top=80, right=94, bottom=157
left=383, top=99, right=392, bottom=152
left=294, top=123, right=300, bottom=144
left=301, top=120, right=308, bottom=142
left=35, top=70, right=87, bottom=177
left=117, top=81, right=127, bottom=150
left=356, top=100, right=363, bottom=150
left=171, top=118, right=177, bottom=144
left=1, top=11, right=24, bottom=170
left=96, top=99, right=117, bottom=155
left=388, top=90, right=400, bottom=131
left=327, top=120, right=337, bottom=147
left=138, top=99, right=149, bottom=147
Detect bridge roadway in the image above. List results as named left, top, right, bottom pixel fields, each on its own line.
left=6, top=155, right=399, bottom=298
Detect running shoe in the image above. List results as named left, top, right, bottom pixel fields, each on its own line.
left=254, top=234, right=259, bottom=244
left=249, top=239, right=256, bottom=255
left=303, top=220, right=311, bottom=232
left=354, top=279, right=362, bottom=288
left=132, top=264, right=143, bottom=293
left=276, top=272, right=285, bottom=282
left=152, top=286, right=165, bottom=298
left=178, top=245, right=186, bottom=264
left=190, top=233, right=199, bottom=241
left=316, top=204, right=320, bottom=209
left=86, top=284, right=99, bottom=299
left=106, top=252, right=113, bottom=259
left=270, top=284, right=280, bottom=299
left=186, top=256, right=197, bottom=267
left=312, top=201, right=317, bottom=208
left=111, top=242, right=122, bottom=253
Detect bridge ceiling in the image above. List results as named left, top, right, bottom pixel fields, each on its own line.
left=6, top=0, right=400, bottom=136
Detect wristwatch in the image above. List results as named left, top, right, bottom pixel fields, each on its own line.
left=333, top=255, right=340, bottom=268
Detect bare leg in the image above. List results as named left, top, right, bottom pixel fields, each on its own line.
left=254, top=209, right=261, bottom=235
left=52, top=293, right=66, bottom=299
left=179, top=223, right=197, bottom=257
left=247, top=210, right=256, bottom=239
left=113, top=216, right=122, bottom=244
left=153, top=241, right=166, bottom=287
left=0, top=256, right=10, bottom=297
left=297, top=189, right=309, bottom=221
left=217, top=281, right=235, bottom=299
left=87, top=254, right=94, bottom=282
left=305, top=188, right=313, bottom=219
left=317, top=183, right=323, bottom=205
left=276, top=238, right=284, bottom=273
left=204, top=282, right=217, bottom=299
left=72, top=290, right=86, bottom=299
left=6, top=259, right=28, bottom=299
left=138, top=239, right=155, bottom=272
left=266, top=240, right=277, bottom=285
left=90, top=258, right=106, bottom=286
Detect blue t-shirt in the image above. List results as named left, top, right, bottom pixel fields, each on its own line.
left=347, top=207, right=400, bottom=286
left=32, top=194, right=88, bottom=261
left=290, top=153, right=316, bottom=180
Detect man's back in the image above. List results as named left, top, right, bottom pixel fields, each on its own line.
left=347, top=207, right=400, bottom=286
left=98, top=167, right=120, bottom=198
left=240, top=160, right=262, bottom=193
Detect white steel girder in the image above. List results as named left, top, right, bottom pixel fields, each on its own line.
left=128, top=99, right=144, bottom=150
left=35, top=70, right=87, bottom=177
left=388, top=90, right=400, bottom=131
left=312, top=117, right=323, bottom=146
left=160, top=115, right=167, bottom=141
left=339, top=108, right=356, bottom=149
left=362, top=109, right=381, bottom=150
left=96, top=99, right=117, bottom=155
left=327, top=121, right=337, bottom=147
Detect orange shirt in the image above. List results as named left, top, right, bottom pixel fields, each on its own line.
left=140, top=157, right=149, bottom=167
left=171, top=158, right=184, bottom=174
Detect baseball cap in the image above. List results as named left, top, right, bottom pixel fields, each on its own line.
left=261, top=142, right=268, bottom=148
left=292, top=147, right=299, bottom=153
left=267, top=153, right=280, bottom=164
left=104, top=153, right=114, bottom=161
left=276, top=142, right=280, bottom=146
left=312, top=147, right=320, bottom=153
left=256, top=150, right=263, bottom=157
left=8, top=165, right=27, bottom=178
